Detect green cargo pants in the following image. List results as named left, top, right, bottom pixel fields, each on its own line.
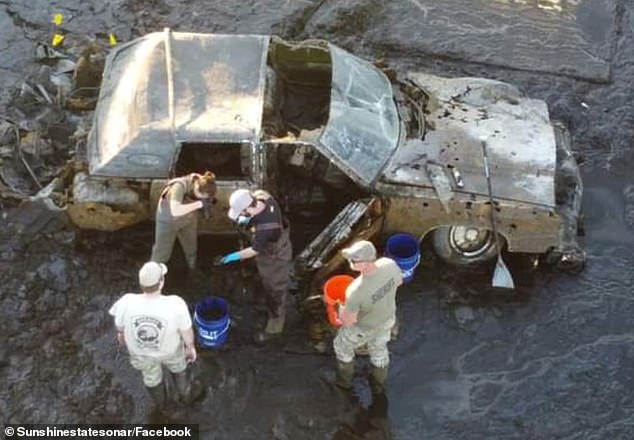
left=129, top=346, right=188, bottom=387
left=151, top=215, right=198, bottom=269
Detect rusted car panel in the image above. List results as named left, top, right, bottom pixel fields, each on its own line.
left=296, top=199, right=377, bottom=271
left=67, top=201, right=148, bottom=231
left=380, top=194, right=560, bottom=254
left=66, top=172, right=150, bottom=231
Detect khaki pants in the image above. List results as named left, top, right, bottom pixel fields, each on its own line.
left=151, top=217, right=198, bottom=269
left=333, top=320, right=394, bottom=368
left=129, top=346, right=188, bottom=387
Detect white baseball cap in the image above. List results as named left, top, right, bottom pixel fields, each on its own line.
left=228, top=189, right=253, bottom=221
left=138, top=261, right=168, bottom=287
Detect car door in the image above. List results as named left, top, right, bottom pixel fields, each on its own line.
left=294, top=196, right=386, bottom=299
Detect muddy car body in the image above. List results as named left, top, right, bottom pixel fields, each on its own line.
left=66, top=31, right=584, bottom=289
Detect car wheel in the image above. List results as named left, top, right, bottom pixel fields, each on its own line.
left=431, top=226, right=499, bottom=265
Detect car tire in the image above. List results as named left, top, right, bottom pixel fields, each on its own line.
left=431, top=226, right=499, bottom=265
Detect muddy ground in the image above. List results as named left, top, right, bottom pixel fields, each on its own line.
left=2, top=0, right=634, bottom=439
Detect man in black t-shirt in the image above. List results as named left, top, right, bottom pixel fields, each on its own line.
left=215, top=189, right=292, bottom=342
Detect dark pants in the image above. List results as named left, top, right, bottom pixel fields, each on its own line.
left=255, top=228, right=292, bottom=317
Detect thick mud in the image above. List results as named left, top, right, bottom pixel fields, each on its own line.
left=2, top=1, right=634, bottom=439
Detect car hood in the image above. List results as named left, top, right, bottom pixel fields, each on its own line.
left=382, top=73, right=556, bottom=207
left=87, top=32, right=269, bottom=178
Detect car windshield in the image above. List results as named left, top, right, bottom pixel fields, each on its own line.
left=319, top=44, right=399, bottom=185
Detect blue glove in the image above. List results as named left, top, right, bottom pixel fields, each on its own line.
left=220, top=251, right=241, bottom=265
left=237, top=215, right=251, bottom=226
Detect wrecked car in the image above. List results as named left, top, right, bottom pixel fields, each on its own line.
left=50, top=31, right=584, bottom=307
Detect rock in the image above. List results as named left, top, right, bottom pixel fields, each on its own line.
left=37, top=257, right=71, bottom=292
left=0, top=120, right=15, bottom=144
left=454, top=305, right=475, bottom=326
left=52, top=231, right=76, bottom=245
left=523, top=324, right=537, bottom=338
left=272, top=415, right=289, bottom=440
left=312, top=340, right=329, bottom=353
left=0, top=345, right=8, bottom=368
left=0, top=145, right=13, bottom=157
left=295, top=414, right=315, bottom=429
left=625, top=205, right=634, bottom=229
left=34, top=288, right=67, bottom=314
left=0, top=244, right=17, bottom=261
left=7, top=200, right=69, bottom=238
left=623, top=184, right=634, bottom=202
left=0, top=397, right=8, bottom=418
left=624, top=185, right=634, bottom=227
left=42, top=319, right=63, bottom=335
left=16, top=284, right=28, bottom=299
left=20, top=132, right=54, bottom=157
left=17, top=300, right=33, bottom=320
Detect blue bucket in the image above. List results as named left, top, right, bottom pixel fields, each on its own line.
left=385, top=233, right=421, bottom=283
left=194, top=297, right=230, bottom=348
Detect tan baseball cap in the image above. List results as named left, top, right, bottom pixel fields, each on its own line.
left=138, top=261, right=168, bottom=287
left=341, top=240, right=377, bottom=262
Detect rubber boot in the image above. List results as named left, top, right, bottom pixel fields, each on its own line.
left=254, top=308, right=285, bottom=343
left=369, top=366, right=388, bottom=395
left=335, top=360, right=355, bottom=390
left=146, top=383, right=166, bottom=410
left=172, top=370, right=205, bottom=405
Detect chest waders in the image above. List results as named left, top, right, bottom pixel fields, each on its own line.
left=151, top=176, right=199, bottom=270
left=252, top=191, right=293, bottom=341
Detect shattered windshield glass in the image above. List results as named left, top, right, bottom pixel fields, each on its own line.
left=320, top=45, right=399, bottom=185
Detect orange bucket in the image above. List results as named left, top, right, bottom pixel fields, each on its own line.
left=323, top=275, right=354, bottom=327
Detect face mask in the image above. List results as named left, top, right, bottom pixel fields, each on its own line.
left=237, top=215, right=251, bottom=226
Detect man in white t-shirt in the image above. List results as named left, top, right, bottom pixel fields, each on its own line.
left=332, top=240, right=403, bottom=395
left=109, top=261, right=198, bottom=407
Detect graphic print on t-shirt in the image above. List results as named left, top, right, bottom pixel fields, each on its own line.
left=132, top=315, right=166, bottom=350
left=371, top=278, right=395, bottom=304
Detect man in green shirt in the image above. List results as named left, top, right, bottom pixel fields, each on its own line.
left=333, top=240, right=403, bottom=394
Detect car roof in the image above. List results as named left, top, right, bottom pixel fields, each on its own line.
left=87, top=31, right=269, bottom=177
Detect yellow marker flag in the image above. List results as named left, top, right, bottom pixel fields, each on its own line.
left=51, top=33, right=65, bottom=47
left=53, top=13, right=64, bottom=26
left=109, top=33, right=117, bottom=47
